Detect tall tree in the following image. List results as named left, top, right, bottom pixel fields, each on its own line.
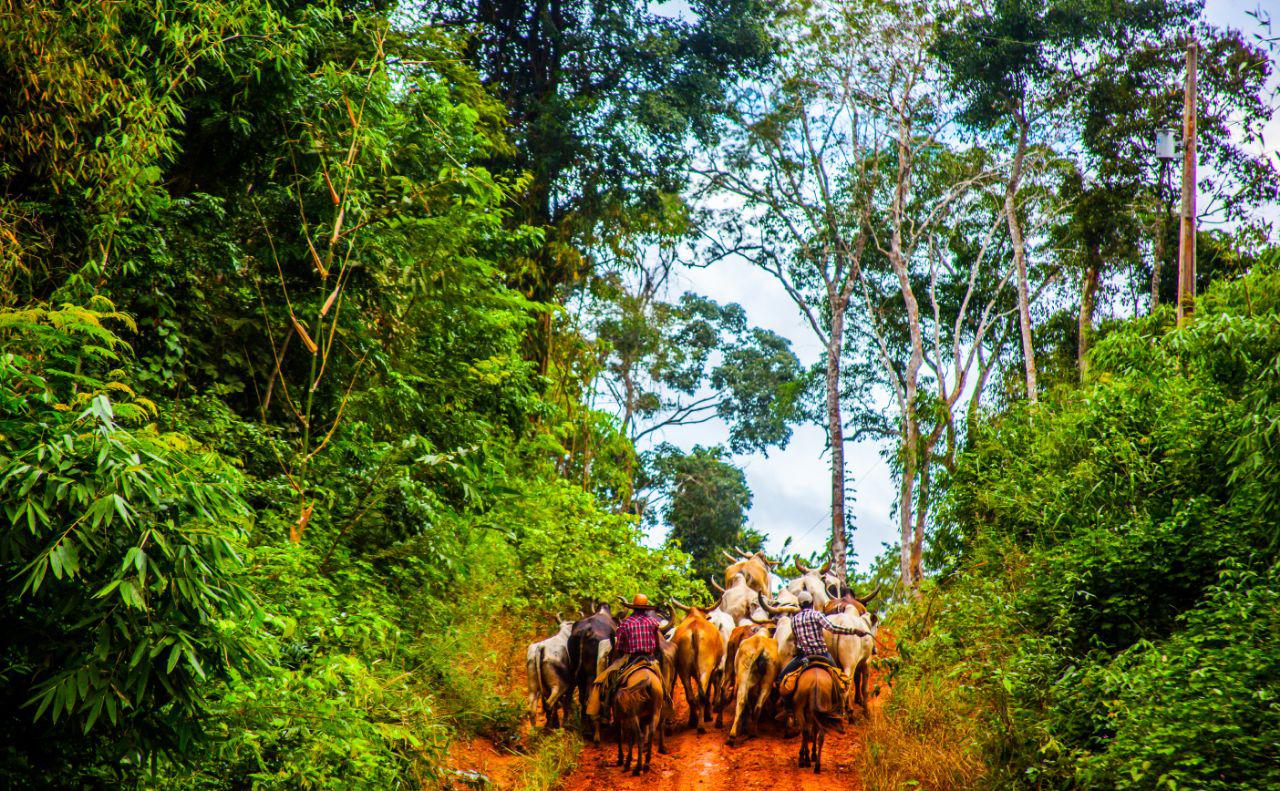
left=422, top=0, right=775, bottom=302
left=934, top=0, right=1201, bottom=401
left=700, top=0, right=1020, bottom=586
left=587, top=269, right=806, bottom=513
left=651, top=444, right=757, bottom=590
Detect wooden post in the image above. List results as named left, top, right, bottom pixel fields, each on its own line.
left=1177, top=40, right=1197, bottom=325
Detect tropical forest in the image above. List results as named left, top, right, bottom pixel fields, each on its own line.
left=2, top=0, right=1278, bottom=788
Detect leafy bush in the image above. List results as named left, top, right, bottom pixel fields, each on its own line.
left=874, top=262, right=1280, bottom=789
left=1, top=304, right=257, bottom=779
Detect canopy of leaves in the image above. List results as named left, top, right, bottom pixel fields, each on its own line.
left=891, top=256, right=1280, bottom=788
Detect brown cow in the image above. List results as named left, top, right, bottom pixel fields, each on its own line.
left=793, top=664, right=843, bottom=773
left=726, top=630, right=779, bottom=746
left=671, top=600, right=725, bottom=734
left=611, top=664, right=664, bottom=775
left=714, top=621, right=768, bottom=725
left=721, top=549, right=779, bottom=595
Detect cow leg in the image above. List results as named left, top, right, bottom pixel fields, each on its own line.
left=702, top=673, right=715, bottom=724
left=690, top=673, right=707, bottom=734
left=680, top=672, right=699, bottom=730
left=728, top=675, right=751, bottom=746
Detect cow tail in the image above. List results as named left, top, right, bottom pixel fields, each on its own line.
left=751, top=649, right=768, bottom=683
left=692, top=628, right=700, bottom=676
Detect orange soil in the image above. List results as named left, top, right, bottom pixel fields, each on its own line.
left=561, top=631, right=896, bottom=791
left=447, top=736, right=529, bottom=790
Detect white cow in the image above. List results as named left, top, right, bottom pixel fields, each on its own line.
left=526, top=620, right=575, bottom=727
left=824, top=605, right=876, bottom=711
left=710, top=572, right=759, bottom=624
left=786, top=561, right=841, bottom=610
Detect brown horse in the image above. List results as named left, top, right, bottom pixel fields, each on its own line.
left=611, top=665, right=664, bottom=775
left=792, top=665, right=844, bottom=773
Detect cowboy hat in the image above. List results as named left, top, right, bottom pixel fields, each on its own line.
left=621, top=593, right=656, bottom=610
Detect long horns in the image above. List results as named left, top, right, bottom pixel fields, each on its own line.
left=710, top=576, right=725, bottom=594
left=721, top=549, right=741, bottom=563
left=856, top=584, right=881, bottom=604
left=796, top=558, right=832, bottom=575
left=755, top=591, right=799, bottom=616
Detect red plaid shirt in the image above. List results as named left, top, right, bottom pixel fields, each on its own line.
left=792, top=607, right=863, bottom=657
left=615, top=612, right=661, bottom=656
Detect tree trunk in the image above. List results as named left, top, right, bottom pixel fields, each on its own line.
left=897, top=426, right=916, bottom=591
left=1077, top=252, right=1101, bottom=377
left=825, top=304, right=849, bottom=582
left=910, top=455, right=930, bottom=587
left=1005, top=117, right=1037, bottom=403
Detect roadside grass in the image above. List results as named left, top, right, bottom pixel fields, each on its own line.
left=513, top=730, right=582, bottom=791
left=858, top=671, right=988, bottom=790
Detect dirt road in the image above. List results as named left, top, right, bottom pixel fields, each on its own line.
left=562, top=633, right=894, bottom=791
left=446, top=633, right=895, bottom=790
left=561, top=683, right=881, bottom=791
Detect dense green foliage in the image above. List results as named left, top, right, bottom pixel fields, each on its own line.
left=3, top=0, right=1277, bottom=786
left=0, top=0, right=707, bottom=785
left=887, top=262, right=1280, bottom=789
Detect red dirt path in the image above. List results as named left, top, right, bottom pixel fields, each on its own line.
left=561, top=631, right=895, bottom=791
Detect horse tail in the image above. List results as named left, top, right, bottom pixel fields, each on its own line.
left=812, top=673, right=843, bottom=730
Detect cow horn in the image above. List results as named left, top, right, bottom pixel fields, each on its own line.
left=796, top=560, right=812, bottom=573
left=734, top=545, right=751, bottom=556
left=756, top=591, right=799, bottom=616
left=721, top=549, right=739, bottom=563
left=856, top=584, right=881, bottom=605
left=555, top=611, right=564, bottom=623
left=826, top=581, right=841, bottom=600
left=670, top=599, right=690, bottom=612
left=710, top=576, right=725, bottom=594
left=819, top=560, right=832, bottom=574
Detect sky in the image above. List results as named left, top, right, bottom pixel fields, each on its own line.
left=638, top=0, right=1280, bottom=574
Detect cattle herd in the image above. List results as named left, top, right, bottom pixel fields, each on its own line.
left=525, top=548, right=881, bottom=775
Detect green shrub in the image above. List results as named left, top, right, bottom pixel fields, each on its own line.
left=1, top=304, right=258, bottom=779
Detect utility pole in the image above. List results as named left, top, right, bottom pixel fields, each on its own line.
left=1177, top=39, right=1197, bottom=326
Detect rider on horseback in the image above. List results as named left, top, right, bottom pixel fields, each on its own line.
left=594, top=594, right=663, bottom=708
left=777, top=590, right=869, bottom=709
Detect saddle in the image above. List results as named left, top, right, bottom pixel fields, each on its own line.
left=617, top=658, right=661, bottom=686
left=778, top=655, right=845, bottom=699
left=605, top=657, right=662, bottom=708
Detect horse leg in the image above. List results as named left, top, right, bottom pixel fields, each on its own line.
left=656, top=695, right=668, bottom=754
left=640, top=719, right=652, bottom=774
left=814, top=727, right=824, bottom=774
left=616, top=721, right=625, bottom=767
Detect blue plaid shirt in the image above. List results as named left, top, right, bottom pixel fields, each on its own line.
left=792, top=607, right=864, bottom=657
